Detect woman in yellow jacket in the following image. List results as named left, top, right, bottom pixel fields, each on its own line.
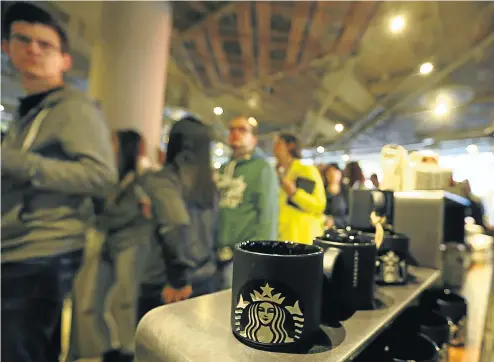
left=273, top=133, right=326, bottom=244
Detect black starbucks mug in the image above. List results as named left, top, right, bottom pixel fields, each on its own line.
left=376, top=232, right=410, bottom=285
left=393, top=307, right=450, bottom=362
left=315, top=228, right=377, bottom=311
left=420, top=288, right=468, bottom=347
left=231, top=240, right=346, bottom=352
left=385, top=333, right=440, bottom=362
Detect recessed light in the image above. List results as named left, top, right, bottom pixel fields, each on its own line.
left=248, top=117, right=258, bottom=127
left=433, top=103, right=448, bottom=116
left=342, top=154, right=350, bottom=162
left=419, top=62, right=434, bottom=75
left=215, top=148, right=224, bottom=157
left=213, top=107, right=223, bottom=115
left=316, top=146, right=325, bottom=154
left=390, top=15, right=406, bottom=34
left=335, top=123, right=344, bottom=133
left=466, top=144, right=479, bottom=154
left=214, top=161, right=221, bottom=169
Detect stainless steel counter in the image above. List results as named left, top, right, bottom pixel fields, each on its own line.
left=135, top=267, right=440, bottom=362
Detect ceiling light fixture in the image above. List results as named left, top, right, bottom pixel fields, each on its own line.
left=215, top=148, right=224, bottom=157
left=213, top=107, right=223, bottom=116
left=466, top=144, right=479, bottom=154
left=433, top=103, right=449, bottom=116
left=248, top=117, right=258, bottom=127
left=390, top=15, right=406, bottom=34
left=419, top=62, right=434, bottom=75
left=316, top=146, right=325, bottom=154
left=342, top=154, right=350, bottom=162
left=335, top=123, right=344, bottom=133
left=214, top=161, right=222, bottom=169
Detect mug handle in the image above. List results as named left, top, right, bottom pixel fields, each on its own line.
left=321, top=247, right=356, bottom=324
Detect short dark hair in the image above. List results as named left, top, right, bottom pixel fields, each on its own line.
left=327, top=163, right=341, bottom=172
left=278, top=132, right=302, bottom=159
left=2, top=2, right=70, bottom=53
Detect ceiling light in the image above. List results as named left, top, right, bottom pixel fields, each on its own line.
left=248, top=117, right=258, bottom=127
left=214, top=161, right=221, bottom=169
left=433, top=103, right=449, bottom=116
left=335, top=123, right=344, bottom=133
left=215, top=148, right=224, bottom=157
left=466, top=144, right=479, bottom=154
left=419, top=62, right=434, bottom=75
left=0, top=105, right=4, bottom=111
left=213, top=107, right=223, bottom=115
left=422, top=138, right=435, bottom=146
left=390, top=15, right=406, bottom=34
left=342, top=154, right=350, bottom=162
left=316, top=146, right=325, bottom=154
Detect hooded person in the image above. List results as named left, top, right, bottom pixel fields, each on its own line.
left=139, top=116, right=218, bottom=319
left=69, top=130, right=191, bottom=362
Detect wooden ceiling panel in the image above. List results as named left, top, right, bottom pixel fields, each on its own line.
left=256, top=2, right=272, bottom=78
left=285, top=2, right=312, bottom=69
left=208, top=18, right=231, bottom=84
left=237, top=2, right=255, bottom=83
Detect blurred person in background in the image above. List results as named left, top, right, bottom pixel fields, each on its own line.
left=323, top=163, right=348, bottom=230
left=463, top=180, right=494, bottom=236
left=370, top=173, right=380, bottom=189
left=215, top=116, right=279, bottom=289
left=343, top=161, right=366, bottom=190
left=139, top=116, right=218, bottom=318
left=69, top=130, right=191, bottom=362
left=1, top=3, right=116, bottom=361
left=274, top=133, right=326, bottom=244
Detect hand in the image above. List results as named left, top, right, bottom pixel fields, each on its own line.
left=162, top=285, right=193, bottom=304
left=325, top=215, right=335, bottom=229
left=1, top=147, right=31, bottom=182
left=280, top=177, right=297, bottom=197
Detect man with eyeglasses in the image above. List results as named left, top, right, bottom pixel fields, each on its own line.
left=215, top=116, right=279, bottom=289
left=1, top=3, right=116, bottom=361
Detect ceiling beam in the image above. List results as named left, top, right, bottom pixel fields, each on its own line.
left=173, top=3, right=237, bottom=42
left=194, top=32, right=220, bottom=86
left=332, top=1, right=379, bottom=56
left=207, top=21, right=231, bottom=85
left=256, top=2, right=271, bottom=79
left=237, top=3, right=255, bottom=83
left=284, top=2, right=312, bottom=69
left=328, top=32, right=494, bottom=151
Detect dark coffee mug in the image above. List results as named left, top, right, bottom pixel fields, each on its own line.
left=315, top=228, right=377, bottom=311
left=376, top=232, right=410, bottom=285
left=393, top=307, right=450, bottom=362
left=231, top=240, right=345, bottom=351
left=420, top=288, right=468, bottom=347
left=354, top=330, right=440, bottom=362
left=386, top=333, right=440, bottom=362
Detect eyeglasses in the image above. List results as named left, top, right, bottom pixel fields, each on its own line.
left=10, top=33, right=61, bottom=54
left=229, top=126, right=253, bottom=135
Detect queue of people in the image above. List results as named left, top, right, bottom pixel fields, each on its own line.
left=0, top=3, right=354, bottom=362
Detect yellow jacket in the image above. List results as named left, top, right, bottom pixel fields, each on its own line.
left=278, top=160, right=326, bottom=244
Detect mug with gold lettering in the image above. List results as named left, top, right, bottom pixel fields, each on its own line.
left=231, top=240, right=347, bottom=352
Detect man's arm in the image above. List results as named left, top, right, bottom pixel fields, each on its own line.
left=254, top=163, right=280, bottom=240
left=1, top=100, right=117, bottom=197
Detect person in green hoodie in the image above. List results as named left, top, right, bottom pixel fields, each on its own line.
left=215, top=116, right=279, bottom=289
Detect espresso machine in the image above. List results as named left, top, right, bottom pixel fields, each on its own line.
left=348, top=189, right=470, bottom=270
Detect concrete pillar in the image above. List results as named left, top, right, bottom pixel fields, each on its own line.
left=88, top=1, right=172, bottom=162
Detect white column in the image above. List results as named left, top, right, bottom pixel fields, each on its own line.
left=88, top=2, right=172, bottom=162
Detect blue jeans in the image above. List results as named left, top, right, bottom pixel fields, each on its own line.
left=1, top=250, right=82, bottom=362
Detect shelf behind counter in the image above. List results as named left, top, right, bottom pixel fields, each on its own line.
left=135, top=267, right=440, bottom=362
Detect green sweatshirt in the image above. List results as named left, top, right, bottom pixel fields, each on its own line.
left=215, top=148, right=279, bottom=248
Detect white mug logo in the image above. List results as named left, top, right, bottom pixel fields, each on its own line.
left=235, top=283, right=304, bottom=344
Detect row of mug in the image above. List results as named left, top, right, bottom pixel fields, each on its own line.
left=356, top=288, right=468, bottom=362
left=230, top=235, right=467, bottom=353
left=230, top=227, right=411, bottom=352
